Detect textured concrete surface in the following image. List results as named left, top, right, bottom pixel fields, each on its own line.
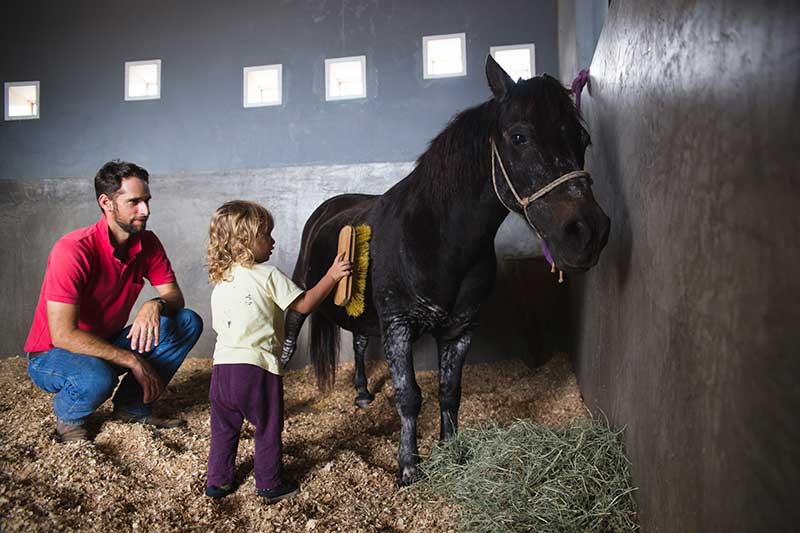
left=557, top=0, right=607, bottom=85
left=571, top=1, right=800, bottom=531
left=0, top=0, right=558, bottom=180
left=0, top=161, right=543, bottom=370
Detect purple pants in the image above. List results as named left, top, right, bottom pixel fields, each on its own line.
left=207, top=364, right=284, bottom=490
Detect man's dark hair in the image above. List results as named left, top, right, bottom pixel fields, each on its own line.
left=94, top=160, right=150, bottom=202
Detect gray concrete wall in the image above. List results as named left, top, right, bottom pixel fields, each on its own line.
left=557, top=0, right=607, bottom=85
left=1, top=0, right=558, bottom=367
left=0, top=163, right=542, bottom=369
left=572, top=1, right=800, bottom=531
left=0, top=0, right=558, bottom=180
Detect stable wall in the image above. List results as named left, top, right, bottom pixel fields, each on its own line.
left=0, top=0, right=558, bottom=179
left=0, top=0, right=560, bottom=363
left=571, top=1, right=800, bottom=531
left=0, top=163, right=540, bottom=368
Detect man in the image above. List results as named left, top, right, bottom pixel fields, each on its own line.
left=24, top=160, right=203, bottom=442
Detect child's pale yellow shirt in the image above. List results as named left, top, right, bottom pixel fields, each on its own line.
left=211, top=263, right=304, bottom=375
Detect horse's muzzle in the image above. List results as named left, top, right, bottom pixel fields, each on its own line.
left=545, top=208, right=610, bottom=272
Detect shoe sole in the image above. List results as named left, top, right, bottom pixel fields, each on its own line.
left=54, top=432, right=90, bottom=443
left=260, top=487, right=299, bottom=504
left=113, top=417, right=187, bottom=429
left=205, top=489, right=235, bottom=499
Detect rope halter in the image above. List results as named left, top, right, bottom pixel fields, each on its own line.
left=490, top=138, right=591, bottom=282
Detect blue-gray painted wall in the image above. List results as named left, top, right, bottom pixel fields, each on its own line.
left=0, top=0, right=558, bottom=180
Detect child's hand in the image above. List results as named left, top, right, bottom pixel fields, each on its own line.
left=327, top=252, right=353, bottom=282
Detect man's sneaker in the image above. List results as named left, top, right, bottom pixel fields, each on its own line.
left=257, top=480, right=300, bottom=504
left=113, top=409, right=186, bottom=429
left=205, top=483, right=236, bottom=499
left=55, top=421, right=89, bottom=443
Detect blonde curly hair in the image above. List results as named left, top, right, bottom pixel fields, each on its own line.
left=207, top=200, right=274, bottom=283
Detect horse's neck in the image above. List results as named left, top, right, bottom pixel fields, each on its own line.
left=446, top=179, right=509, bottom=250
left=388, top=100, right=510, bottom=253
left=407, top=160, right=510, bottom=252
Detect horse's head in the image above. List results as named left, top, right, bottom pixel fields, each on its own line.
left=486, top=56, right=610, bottom=272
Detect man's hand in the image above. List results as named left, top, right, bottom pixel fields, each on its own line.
left=129, top=355, right=164, bottom=404
left=47, top=301, right=163, bottom=403
left=127, top=300, right=162, bottom=353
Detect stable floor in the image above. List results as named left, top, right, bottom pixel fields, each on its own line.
left=0, top=353, right=584, bottom=532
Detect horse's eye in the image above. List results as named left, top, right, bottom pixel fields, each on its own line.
left=511, top=133, right=528, bottom=145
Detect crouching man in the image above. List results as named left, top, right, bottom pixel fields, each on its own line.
left=24, top=160, right=203, bottom=442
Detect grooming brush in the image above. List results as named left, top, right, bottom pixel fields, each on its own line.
left=334, top=225, right=355, bottom=306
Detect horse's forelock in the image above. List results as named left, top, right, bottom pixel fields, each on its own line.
left=511, top=76, right=581, bottom=129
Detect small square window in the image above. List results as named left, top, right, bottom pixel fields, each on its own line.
left=244, top=64, right=282, bottom=107
left=4, top=81, right=40, bottom=120
left=325, top=56, right=366, bottom=101
left=125, top=60, right=161, bottom=101
left=423, top=33, right=467, bottom=79
left=490, top=44, right=536, bottom=82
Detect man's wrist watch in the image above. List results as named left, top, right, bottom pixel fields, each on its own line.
left=150, top=297, right=167, bottom=312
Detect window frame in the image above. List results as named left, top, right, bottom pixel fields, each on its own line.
left=324, top=55, right=367, bottom=101
left=124, top=59, right=162, bottom=101
left=4, top=81, right=40, bottom=121
left=243, top=64, right=283, bottom=108
left=422, top=32, right=467, bottom=79
left=489, top=43, right=536, bottom=81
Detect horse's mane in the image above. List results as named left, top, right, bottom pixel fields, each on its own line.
left=412, top=75, right=581, bottom=202
left=413, top=101, right=494, bottom=201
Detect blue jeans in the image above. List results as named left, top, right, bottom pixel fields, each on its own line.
left=28, top=308, right=203, bottom=425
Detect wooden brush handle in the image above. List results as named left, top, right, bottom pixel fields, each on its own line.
left=334, top=225, right=355, bottom=306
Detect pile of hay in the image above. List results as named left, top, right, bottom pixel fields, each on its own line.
left=0, top=352, right=605, bottom=531
left=418, top=419, right=639, bottom=532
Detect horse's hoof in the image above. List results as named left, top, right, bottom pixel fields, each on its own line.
left=396, top=466, right=420, bottom=487
left=354, top=392, right=375, bottom=409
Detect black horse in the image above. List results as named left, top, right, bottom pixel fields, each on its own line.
left=282, top=56, right=610, bottom=485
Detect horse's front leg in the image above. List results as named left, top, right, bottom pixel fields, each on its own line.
left=280, top=309, right=308, bottom=368
left=353, top=333, right=375, bottom=408
left=383, top=320, right=421, bottom=486
left=436, top=326, right=473, bottom=441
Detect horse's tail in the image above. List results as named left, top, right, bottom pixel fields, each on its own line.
left=309, top=310, right=339, bottom=392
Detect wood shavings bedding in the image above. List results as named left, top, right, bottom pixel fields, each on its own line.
left=0, top=353, right=584, bottom=532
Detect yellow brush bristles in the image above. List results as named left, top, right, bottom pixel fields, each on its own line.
left=344, top=224, right=372, bottom=317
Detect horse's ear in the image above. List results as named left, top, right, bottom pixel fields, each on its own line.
left=542, top=73, right=565, bottom=88
left=486, top=55, right=514, bottom=101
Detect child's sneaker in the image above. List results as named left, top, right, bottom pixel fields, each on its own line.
left=205, top=483, right=236, bottom=499
left=257, top=480, right=299, bottom=504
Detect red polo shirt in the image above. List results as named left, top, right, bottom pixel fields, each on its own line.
left=24, top=216, right=177, bottom=352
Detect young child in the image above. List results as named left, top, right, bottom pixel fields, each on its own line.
left=204, top=200, right=351, bottom=503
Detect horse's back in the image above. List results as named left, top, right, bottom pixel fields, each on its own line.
left=293, top=193, right=378, bottom=287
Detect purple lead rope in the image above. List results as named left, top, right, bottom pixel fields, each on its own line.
left=541, top=239, right=554, bottom=267
left=571, top=68, right=590, bottom=113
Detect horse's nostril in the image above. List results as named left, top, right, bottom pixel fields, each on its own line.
left=565, top=219, right=586, bottom=237
left=564, top=219, right=591, bottom=250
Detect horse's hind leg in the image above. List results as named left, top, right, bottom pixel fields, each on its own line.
left=353, top=333, right=374, bottom=408
left=383, top=320, right=421, bottom=486
left=436, top=323, right=474, bottom=441
left=280, top=310, right=308, bottom=368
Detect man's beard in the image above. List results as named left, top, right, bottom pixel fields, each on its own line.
left=112, top=206, right=147, bottom=235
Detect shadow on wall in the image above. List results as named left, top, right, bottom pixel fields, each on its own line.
left=568, top=81, right=634, bottom=376
left=566, top=0, right=800, bottom=531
